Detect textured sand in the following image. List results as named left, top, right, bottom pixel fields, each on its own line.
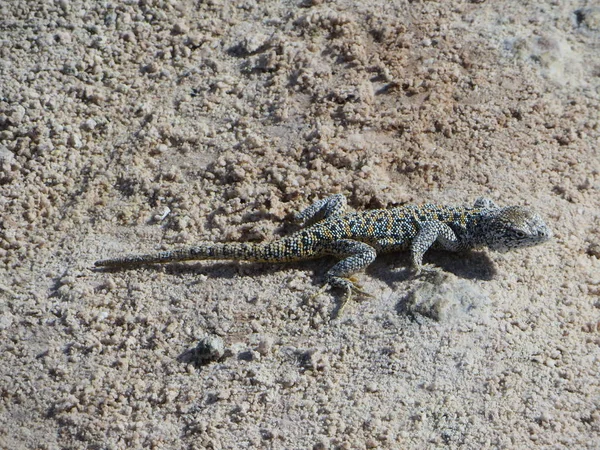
left=1, top=1, right=599, bottom=448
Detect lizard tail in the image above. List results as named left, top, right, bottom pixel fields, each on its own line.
left=94, top=238, right=315, bottom=268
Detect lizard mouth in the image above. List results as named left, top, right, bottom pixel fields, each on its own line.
left=489, top=243, right=512, bottom=253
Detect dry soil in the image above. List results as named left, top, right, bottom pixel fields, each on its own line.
left=1, top=0, right=599, bottom=449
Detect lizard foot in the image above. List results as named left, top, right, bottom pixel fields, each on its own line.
left=330, top=276, right=373, bottom=317
left=345, top=276, right=374, bottom=299
left=411, top=263, right=439, bottom=277
left=411, top=264, right=445, bottom=284
left=306, top=283, right=331, bottom=304
left=306, top=276, right=373, bottom=316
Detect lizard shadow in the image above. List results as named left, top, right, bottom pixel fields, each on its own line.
left=94, top=258, right=330, bottom=284
left=169, top=259, right=332, bottom=289
left=93, top=251, right=496, bottom=322
left=94, top=249, right=496, bottom=289
left=367, top=250, right=497, bottom=288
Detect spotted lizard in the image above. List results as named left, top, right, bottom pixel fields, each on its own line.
left=95, top=194, right=552, bottom=304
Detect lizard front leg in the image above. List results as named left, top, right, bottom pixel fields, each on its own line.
left=410, top=221, right=462, bottom=272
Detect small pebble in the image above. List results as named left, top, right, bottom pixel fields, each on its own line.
left=257, top=336, right=274, bottom=356
left=195, top=335, right=225, bottom=363
left=0, top=145, right=15, bottom=163
left=67, top=133, right=82, bottom=148
left=172, top=22, right=189, bottom=35
left=81, top=118, right=97, bottom=131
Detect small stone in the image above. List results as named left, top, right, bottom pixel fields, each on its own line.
left=365, top=382, right=379, bottom=393
left=241, top=33, right=269, bottom=54
left=81, top=118, right=97, bottom=131
left=185, top=33, right=204, bottom=47
left=194, top=335, right=225, bottom=363
left=587, top=241, right=600, bottom=259
left=257, top=336, right=274, bottom=355
left=11, top=105, right=26, bottom=125
left=152, top=206, right=171, bottom=222
left=54, top=31, right=72, bottom=44
left=172, top=21, right=189, bottom=35
left=576, top=7, right=600, bottom=31
left=144, top=62, right=159, bottom=74
left=121, top=31, right=135, bottom=43
left=0, top=313, right=14, bottom=330
left=67, top=133, right=82, bottom=148
left=0, top=145, right=14, bottom=163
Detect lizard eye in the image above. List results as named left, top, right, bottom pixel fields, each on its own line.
left=515, top=230, right=526, bottom=238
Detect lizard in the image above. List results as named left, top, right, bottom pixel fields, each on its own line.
left=95, top=194, right=552, bottom=305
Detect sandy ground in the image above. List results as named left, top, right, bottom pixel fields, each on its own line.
left=1, top=0, right=599, bottom=448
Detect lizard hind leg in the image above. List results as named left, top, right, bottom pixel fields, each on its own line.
left=321, top=239, right=377, bottom=313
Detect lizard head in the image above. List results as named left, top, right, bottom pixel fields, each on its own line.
left=483, top=206, right=552, bottom=252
